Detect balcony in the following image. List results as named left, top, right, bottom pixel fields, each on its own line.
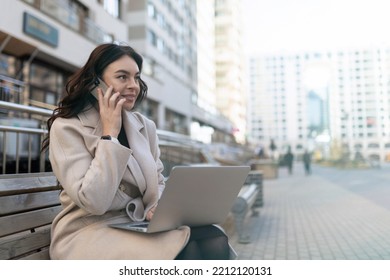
left=22, top=0, right=113, bottom=44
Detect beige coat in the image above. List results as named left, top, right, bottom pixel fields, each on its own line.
left=49, top=106, right=190, bottom=259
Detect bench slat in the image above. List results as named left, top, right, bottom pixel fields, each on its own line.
left=0, top=173, right=58, bottom=196
left=0, top=206, right=62, bottom=238
left=0, top=227, right=51, bottom=259
left=0, top=172, right=60, bottom=260
left=0, top=191, right=60, bottom=216
left=20, top=248, right=50, bottom=260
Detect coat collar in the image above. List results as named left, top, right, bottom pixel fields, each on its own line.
left=78, top=106, right=144, bottom=134
left=77, top=105, right=157, bottom=205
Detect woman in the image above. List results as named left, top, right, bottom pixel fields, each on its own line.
left=42, top=43, right=230, bottom=260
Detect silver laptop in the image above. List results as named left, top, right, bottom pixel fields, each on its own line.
left=110, top=165, right=250, bottom=233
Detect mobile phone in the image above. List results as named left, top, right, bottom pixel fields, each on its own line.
left=90, top=78, right=109, bottom=100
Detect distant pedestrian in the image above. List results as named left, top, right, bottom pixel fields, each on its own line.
left=256, top=145, right=265, bottom=159
left=269, top=139, right=277, bottom=159
left=284, top=147, right=294, bottom=175
left=303, top=150, right=311, bottom=175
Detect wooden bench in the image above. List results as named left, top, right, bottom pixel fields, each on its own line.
left=0, top=172, right=60, bottom=260
left=0, top=170, right=264, bottom=258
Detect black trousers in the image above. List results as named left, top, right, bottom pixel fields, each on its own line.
left=175, top=225, right=230, bottom=260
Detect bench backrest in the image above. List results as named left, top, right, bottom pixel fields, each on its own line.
left=0, top=172, right=60, bottom=260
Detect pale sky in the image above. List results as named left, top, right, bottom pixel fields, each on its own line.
left=243, top=0, right=390, bottom=55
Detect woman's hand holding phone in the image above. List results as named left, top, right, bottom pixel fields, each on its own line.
left=94, top=80, right=126, bottom=138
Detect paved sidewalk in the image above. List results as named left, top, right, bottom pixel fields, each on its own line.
left=229, top=163, right=390, bottom=260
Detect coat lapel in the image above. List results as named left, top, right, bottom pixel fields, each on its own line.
left=77, top=106, right=102, bottom=154
left=121, top=111, right=146, bottom=193
left=122, top=111, right=158, bottom=203
left=78, top=106, right=102, bottom=135
left=77, top=107, right=158, bottom=204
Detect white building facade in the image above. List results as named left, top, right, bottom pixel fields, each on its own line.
left=0, top=0, right=235, bottom=143
left=249, top=47, right=390, bottom=161
left=0, top=0, right=126, bottom=110
left=214, top=0, right=247, bottom=143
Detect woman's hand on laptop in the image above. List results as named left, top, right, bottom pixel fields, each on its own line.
left=146, top=205, right=157, bottom=221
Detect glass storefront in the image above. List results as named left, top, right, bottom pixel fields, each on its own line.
left=165, top=109, right=188, bottom=135
left=0, top=54, right=23, bottom=105
left=138, top=98, right=159, bottom=125
left=0, top=53, right=20, bottom=78
left=0, top=52, right=70, bottom=109
left=29, top=62, right=69, bottom=109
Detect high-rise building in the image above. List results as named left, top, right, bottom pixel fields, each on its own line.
left=328, top=47, right=390, bottom=162
left=196, top=0, right=216, bottom=116
left=0, top=0, right=126, bottom=110
left=126, top=0, right=233, bottom=141
left=0, top=0, right=235, bottom=142
left=125, top=0, right=197, bottom=135
left=193, top=0, right=235, bottom=143
left=214, top=0, right=247, bottom=143
left=249, top=47, right=390, bottom=161
left=249, top=52, right=312, bottom=154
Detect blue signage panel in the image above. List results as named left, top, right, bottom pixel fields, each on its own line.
left=23, top=12, right=59, bottom=47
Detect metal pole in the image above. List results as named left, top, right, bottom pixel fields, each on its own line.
left=16, top=48, right=39, bottom=80
left=0, top=35, right=11, bottom=54
left=16, top=133, right=20, bottom=173
left=28, top=134, right=32, bottom=173
left=39, top=134, right=45, bottom=172
left=2, top=132, right=7, bottom=174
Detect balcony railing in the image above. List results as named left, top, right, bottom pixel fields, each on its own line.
left=0, top=75, right=25, bottom=106
left=0, top=100, right=214, bottom=176
left=23, top=0, right=113, bottom=44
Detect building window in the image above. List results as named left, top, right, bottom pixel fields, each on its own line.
left=157, top=37, right=165, bottom=53
left=368, top=143, right=380, bottom=148
left=0, top=54, right=20, bottom=78
left=354, top=143, right=363, bottom=149
left=165, top=109, right=188, bottom=135
left=28, top=62, right=69, bottom=109
left=147, top=30, right=157, bottom=47
left=138, top=99, right=158, bottom=125
left=147, top=2, right=155, bottom=18
left=103, top=0, right=121, bottom=18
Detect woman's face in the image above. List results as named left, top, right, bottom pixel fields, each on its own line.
left=102, top=55, right=140, bottom=111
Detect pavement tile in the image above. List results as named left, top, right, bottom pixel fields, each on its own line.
left=229, top=163, right=390, bottom=260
